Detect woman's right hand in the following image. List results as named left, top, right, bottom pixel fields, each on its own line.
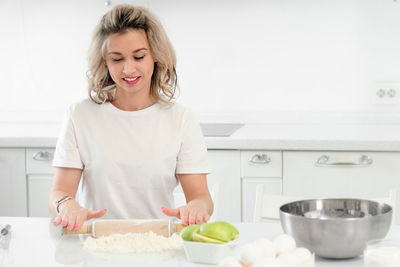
left=53, top=199, right=107, bottom=230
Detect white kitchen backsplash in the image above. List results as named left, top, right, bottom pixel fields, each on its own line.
left=1, top=0, right=400, bottom=114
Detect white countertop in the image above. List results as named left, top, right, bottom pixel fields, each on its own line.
left=1, top=121, right=400, bottom=151
left=206, top=123, right=400, bottom=151
left=2, top=217, right=399, bottom=267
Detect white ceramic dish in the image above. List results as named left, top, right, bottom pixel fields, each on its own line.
left=183, top=239, right=239, bottom=265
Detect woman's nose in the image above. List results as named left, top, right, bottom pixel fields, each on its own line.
left=123, top=59, right=137, bottom=74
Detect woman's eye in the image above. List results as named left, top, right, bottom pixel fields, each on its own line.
left=111, top=58, right=122, bottom=62
left=135, top=56, right=145, bottom=60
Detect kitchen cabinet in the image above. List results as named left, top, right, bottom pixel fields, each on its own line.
left=207, top=150, right=241, bottom=221
left=27, top=174, right=54, bottom=217
left=26, top=148, right=54, bottom=217
left=0, top=148, right=27, bottom=216
left=283, top=151, right=400, bottom=199
left=241, top=151, right=282, bottom=222
left=282, top=150, right=400, bottom=224
left=241, top=150, right=400, bottom=223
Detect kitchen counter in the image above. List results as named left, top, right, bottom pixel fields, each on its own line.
left=1, top=121, right=400, bottom=151
left=206, top=123, right=400, bottom=151
left=1, top=217, right=400, bottom=267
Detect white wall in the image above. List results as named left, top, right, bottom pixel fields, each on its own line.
left=1, top=0, right=400, bottom=121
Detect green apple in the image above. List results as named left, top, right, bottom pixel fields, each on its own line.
left=180, top=224, right=201, bottom=241
left=199, top=221, right=239, bottom=242
left=192, top=228, right=225, bottom=244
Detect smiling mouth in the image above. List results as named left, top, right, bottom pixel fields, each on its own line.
left=122, top=76, right=141, bottom=85
left=123, top=77, right=139, bottom=81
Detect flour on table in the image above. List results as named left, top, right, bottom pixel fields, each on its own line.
left=83, top=231, right=182, bottom=253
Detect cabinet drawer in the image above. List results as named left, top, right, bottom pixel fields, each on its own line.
left=241, top=151, right=282, bottom=177
left=283, top=151, right=400, bottom=198
left=26, top=148, right=55, bottom=174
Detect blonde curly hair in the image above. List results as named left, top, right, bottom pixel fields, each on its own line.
left=87, top=4, right=177, bottom=104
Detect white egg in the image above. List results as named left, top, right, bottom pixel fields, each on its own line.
left=219, top=256, right=243, bottom=267
left=274, top=257, right=289, bottom=267
left=251, top=257, right=277, bottom=267
left=253, top=238, right=273, bottom=248
left=277, top=251, right=299, bottom=265
left=292, top=247, right=312, bottom=263
left=253, top=238, right=276, bottom=259
left=273, top=234, right=296, bottom=255
left=239, top=243, right=264, bottom=265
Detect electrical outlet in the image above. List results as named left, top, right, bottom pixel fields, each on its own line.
left=371, top=82, right=400, bottom=105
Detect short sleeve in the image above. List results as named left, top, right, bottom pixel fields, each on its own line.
left=175, top=109, right=210, bottom=174
left=52, top=105, right=84, bottom=169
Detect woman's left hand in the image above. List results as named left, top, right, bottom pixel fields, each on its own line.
left=161, top=199, right=210, bottom=225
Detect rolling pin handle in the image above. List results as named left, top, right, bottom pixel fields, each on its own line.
left=62, top=224, right=92, bottom=235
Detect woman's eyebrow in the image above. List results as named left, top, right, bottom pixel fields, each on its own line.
left=107, top=48, right=148, bottom=55
left=132, top=48, right=148, bottom=53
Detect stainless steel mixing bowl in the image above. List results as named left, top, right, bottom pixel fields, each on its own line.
left=279, top=198, right=392, bottom=259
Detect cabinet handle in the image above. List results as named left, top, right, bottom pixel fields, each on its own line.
left=249, top=154, right=271, bottom=165
left=315, top=155, right=373, bottom=168
left=32, top=151, right=53, bottom=161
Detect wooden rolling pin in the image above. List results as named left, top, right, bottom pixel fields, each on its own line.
left=62, top=219, right=186, bottom=238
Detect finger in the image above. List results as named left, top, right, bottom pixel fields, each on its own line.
left=188, top=209, right=197, bottom=225
left=179, top=207, right=189, bottom=225
left=161, top=207, right=180, bottom=218
left=195, top=214, right=203, bottom=224
left=87, top=209, right=107, bottom=220
left=67, top=215, right=76, bottom=230
left=74, top=214, right=86, bottom=230
left=53, top=216, right=62, bottom=226
left=61, top=216, right=69, bottom=227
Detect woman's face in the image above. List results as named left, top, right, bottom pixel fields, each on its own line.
left=105, top=29, right=155, bottom=98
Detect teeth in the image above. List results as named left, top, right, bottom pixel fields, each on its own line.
left=124, top=77, right=138, bottom=81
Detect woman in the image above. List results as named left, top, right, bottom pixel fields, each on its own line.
left=49, top=4, right=213, bottom=231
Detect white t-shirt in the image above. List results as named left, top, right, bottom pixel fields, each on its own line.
left=52, top=99, right=210, bottom=219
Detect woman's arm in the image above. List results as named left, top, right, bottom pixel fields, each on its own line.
left=49, top=167, right=82, bottom=215
left=49, top=167, right=106, bottom=230
left=162, top=174, right=213, bottom=224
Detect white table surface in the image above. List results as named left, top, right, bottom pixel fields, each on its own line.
left=1, top=217, right=400, bottom=267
